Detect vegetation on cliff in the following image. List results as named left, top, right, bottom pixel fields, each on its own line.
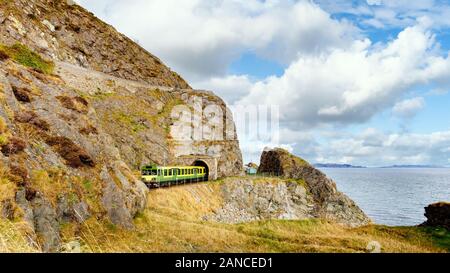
left=1, top=177, right=448, bottom=253
left=0, top=43, right=54, bottom=74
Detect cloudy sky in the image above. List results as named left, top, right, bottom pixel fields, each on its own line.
left=77, top=0, right=450, bottom=167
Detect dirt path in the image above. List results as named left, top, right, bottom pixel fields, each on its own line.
left=55, top=61, right=175, bottom=96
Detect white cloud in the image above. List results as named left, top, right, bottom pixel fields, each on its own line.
left=238, top=20, right=450, bottom=128
left=192, top=75, right=253, bottom=104
left=310, top=129, right=450, bottom=166
left=77, top=0, right=358, bottom=81
left=367, top=0, right=382, bottom=5
left=76, top=0, right=450, bottom=166
left=392, top=97, right=425, bottom=118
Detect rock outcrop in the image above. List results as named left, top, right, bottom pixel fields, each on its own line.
left=256, top=148, right=371, bottom=227
left=0, top=0, right=189, bottom=88
left=209, top=178, right=315, bottom=224
left=422, top=202, right=450, bottom=230
left=0, top=0, right=243, bottom=252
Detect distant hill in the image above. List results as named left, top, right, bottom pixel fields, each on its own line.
left=314, top=163, right=366, bottom=168
left=381, top=165, right=446, bottom=169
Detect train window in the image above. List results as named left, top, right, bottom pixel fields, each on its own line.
left=164, top=170, right=167, bottom=176
left=158, top=170, right=161, bottom=176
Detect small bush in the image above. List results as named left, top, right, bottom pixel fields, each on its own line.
left=0, top=43, right=54, bottom=74
left=45, top=136, right=95, bottom=168
left=12, top=86, right=32, bottom=103
left=79, top=125, right=98, bottom=135
left=15, top=111, right=50, bottom=131
left=57, top=96, right=88, bottom=114
left=0, top=49, right=9, bottom=61
left=1, top=137, right=26, bottom=156
left=9, top=164, right=29, bottom=186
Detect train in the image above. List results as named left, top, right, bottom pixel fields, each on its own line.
left=141, top=165, right=207, bottom=188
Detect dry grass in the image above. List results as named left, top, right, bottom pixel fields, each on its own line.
left=45, top=136, right=95, bottom=168
left=0, top=117, right=7, bottom=134
left=71, top=181, right=449, bottom=253
left=0, top=163, right=17, bottom=203
left=0, top=221, right=39, bottom=253
left=0, top=176, right=447, bottom=253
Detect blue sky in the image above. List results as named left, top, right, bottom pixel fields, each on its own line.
left=77, top=0, right=450, bottom=167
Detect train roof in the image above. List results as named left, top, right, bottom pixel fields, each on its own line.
left=142, top=165, right=205, bottom=169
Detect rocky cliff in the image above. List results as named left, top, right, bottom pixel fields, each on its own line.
left=422, top=203, right=450, bottom=230
left=256, top=148, right=371, bottom=227
left=0, top=0, right=243, bottom=252
left=0, top=0, right=189, bottom=88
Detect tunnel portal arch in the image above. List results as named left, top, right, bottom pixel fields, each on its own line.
left=193, top=160, right=210, bottom=181
left=176, top=156, right=218, bottom=181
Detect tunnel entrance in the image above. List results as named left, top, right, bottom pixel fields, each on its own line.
left=193, top=160, right=209, bottom=181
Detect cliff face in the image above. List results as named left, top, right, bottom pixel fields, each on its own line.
left=257, top=148, right=371, bottom=227
left=422, top=203, right=450, bottom=230
left=0, top=0, right=189, bottom=88
left=0, top=0, right=243, bottom=252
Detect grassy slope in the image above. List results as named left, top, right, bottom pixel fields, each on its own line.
left=0, top=175, right=449, bottom=253
left=70, top=180, right=449, bottom=253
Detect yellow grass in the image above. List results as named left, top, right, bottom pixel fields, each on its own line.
left=0, top=221, right=39, bottom=253
left=0, top=177, right=447, bottom=253
left=71, top=181, right=448, bottom=253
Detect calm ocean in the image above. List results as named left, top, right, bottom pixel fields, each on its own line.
left=319, top=168, right=450, bottom=226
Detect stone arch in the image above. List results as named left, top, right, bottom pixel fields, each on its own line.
left=176, top=155, right=218, bottom=181
left=193, top=160, right=209, bottom=181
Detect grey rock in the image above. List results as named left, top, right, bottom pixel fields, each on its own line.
left=101, top=166, right=134, bottom=230
left=1, top=199, right=15, bottom=220
left=209, top=178, right=314, bottom=224
left=56, top=195, right=72, bottom=222
left=258, top=148, right=371, bottom=227
left=0, top=11, right=5, bottom=24
left=31, top=194, right=61, bottom=253
left=73, top=202, right=91, bottom=223
left=15, top=189, right=35, bottom=232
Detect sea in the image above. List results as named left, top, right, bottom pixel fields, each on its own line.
left=319, top=168, right=450, bottom=226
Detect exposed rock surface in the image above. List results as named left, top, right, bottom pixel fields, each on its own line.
left=422, top=202, right=450, bottom=230
left=0, top=0, right=243, bottom=252
left=209, top=178, right=315, bottom=223
left=0, top=0, right=189, bottom=88
left=255, top=148, right=371, bottom=227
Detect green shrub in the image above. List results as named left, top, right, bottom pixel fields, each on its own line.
left=0, top=43, right=54, bottom=74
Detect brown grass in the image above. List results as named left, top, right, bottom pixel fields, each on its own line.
left=69, top=180, right=448, bottom=253
left=79, top=125, right=98, bottom=135
left=15, top=111, right=50, bottom=131
left=8, top=164, right=29, bottom=186
left=45, top=136, right=95, bottom=168
left=0, top=163, right=17, bottom=203
left=12, top=86, right=32, bottom=103
left=1, top=137, right=27, bottom=156
left=0, top=220, right=39, bottom=253
left=0, top=117, right=7, bottom=134
left=56, top=96, right=88, bottom=114
left=0, top=50, right=9, bottom=61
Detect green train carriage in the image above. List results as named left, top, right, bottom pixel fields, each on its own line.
left=141, top=165, right=207, bottom=188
